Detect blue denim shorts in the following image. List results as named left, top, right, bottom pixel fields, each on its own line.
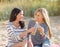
left=34, top=38, right=50, bottom=47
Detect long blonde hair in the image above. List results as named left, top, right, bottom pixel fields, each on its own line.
left=34, top=8, right=52, bottom=38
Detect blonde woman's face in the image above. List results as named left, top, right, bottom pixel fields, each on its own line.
left=34, top=12, right=44, bottom=22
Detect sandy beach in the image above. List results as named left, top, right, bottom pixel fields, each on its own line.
left=0, top=16, right=60, bottom=47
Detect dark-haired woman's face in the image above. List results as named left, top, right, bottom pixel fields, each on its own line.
left=16, top=10, right=24, bottom=21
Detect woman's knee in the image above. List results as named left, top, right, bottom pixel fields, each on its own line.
left=42, top=44, right=50, bottom=47
left=34, top=45, right=41, bottom=47
left=42, top=40, right=50, bottom=47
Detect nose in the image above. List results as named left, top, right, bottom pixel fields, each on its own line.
left=22, top=15, right=24, bottom=18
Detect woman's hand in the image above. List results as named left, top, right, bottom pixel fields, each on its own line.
left=28, top=27, right=36, bottom=33
left=37, top=26, right=44, bottom=36
left=12, top=40, right=27, bottom=47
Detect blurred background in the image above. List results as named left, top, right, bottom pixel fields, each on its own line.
left=0, top=0, right=60, bottom=47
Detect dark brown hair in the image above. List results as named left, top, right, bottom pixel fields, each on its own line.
left=9, top=8, right=25, bottom=29
left=19, top=21, right=25, bottom=29
left=9, top=8, right=21, bottom=22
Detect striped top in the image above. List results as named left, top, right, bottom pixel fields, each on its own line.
left=6, top=22, right=27, bottom=47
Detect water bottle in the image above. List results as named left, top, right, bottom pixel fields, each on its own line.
left=31, top=22, right=41, bottom=35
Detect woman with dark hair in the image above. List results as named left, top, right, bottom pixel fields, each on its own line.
left=7, top=8, right=35, bottom=47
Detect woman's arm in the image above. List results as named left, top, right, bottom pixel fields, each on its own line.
left=12, top=40, right=27, bottom=47
left=19, top=27, right=36, bottom=39
left=38, top=26, right=52, bottom=38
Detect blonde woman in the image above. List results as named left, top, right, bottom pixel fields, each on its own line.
left=28, top=8, right=52, bottom=47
